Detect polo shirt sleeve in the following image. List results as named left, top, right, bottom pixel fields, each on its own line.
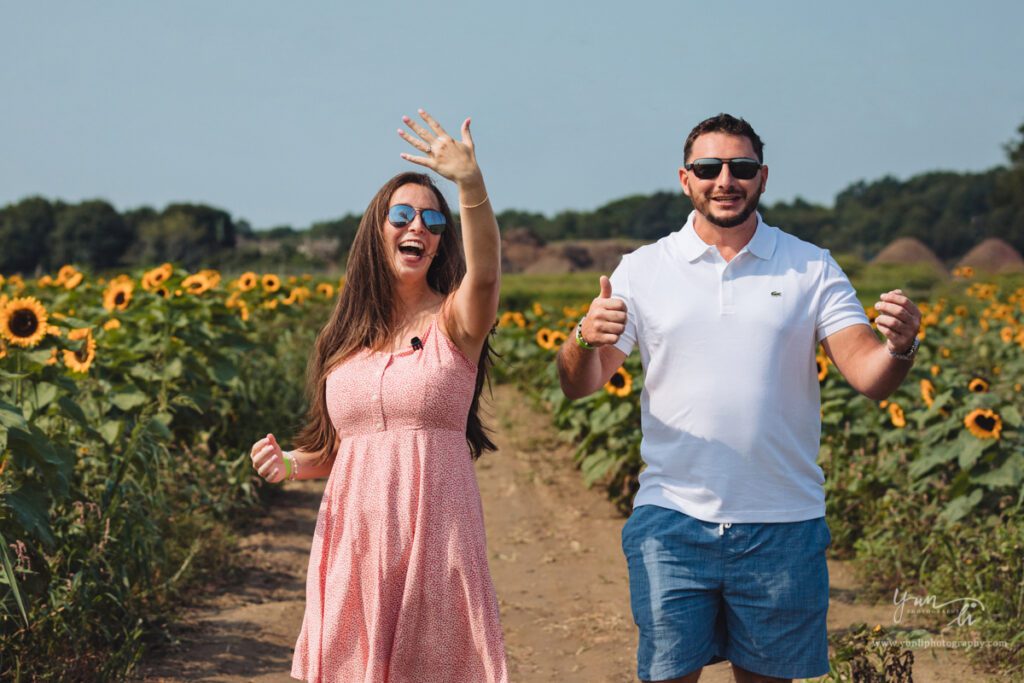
left=608, top=255, right=637, bottom=356
left=815, top=250, right=870, bottom=342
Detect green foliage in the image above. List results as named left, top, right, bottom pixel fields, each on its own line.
left=817, top=624, right=916, bottom=682
left=50, top=200, right=134, bottom=270
left=0, top=198, right=56, bottom=274
left=0, top=267, right=329, bottom=679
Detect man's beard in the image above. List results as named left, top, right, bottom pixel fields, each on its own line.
left=695, top=185, right=762, bottom=228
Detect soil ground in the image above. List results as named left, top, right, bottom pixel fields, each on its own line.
left=134, top=384, right=993, bottom=682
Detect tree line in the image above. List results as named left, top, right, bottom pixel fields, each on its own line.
left=2, top=123, right=1022, bottom=274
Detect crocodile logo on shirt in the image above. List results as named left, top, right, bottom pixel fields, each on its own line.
left=770, top=291, right=782, bottom=297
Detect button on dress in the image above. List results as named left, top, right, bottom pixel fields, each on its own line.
left=291, top=316, right=508, bottom=682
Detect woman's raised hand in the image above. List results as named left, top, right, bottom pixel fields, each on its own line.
left=250, top=433, right=287, bottom=484
left=398, top=109, right=482, bottom=186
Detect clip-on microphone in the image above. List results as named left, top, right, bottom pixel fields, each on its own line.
left=410, top=337, right=423, bottom=351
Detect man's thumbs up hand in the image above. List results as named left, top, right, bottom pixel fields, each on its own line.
left=578, top=275, right=628, bottom=349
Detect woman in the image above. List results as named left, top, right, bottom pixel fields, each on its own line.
left=248, top=109, right=507, bottom=682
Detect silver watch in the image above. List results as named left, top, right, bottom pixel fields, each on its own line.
left=889, top=337, right=919, bottom=361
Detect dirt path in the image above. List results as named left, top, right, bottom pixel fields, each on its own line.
left=134, top=384, right=990, bottom=682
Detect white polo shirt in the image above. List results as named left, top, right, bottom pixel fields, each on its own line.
left=609, top=211, right=869, bottom=523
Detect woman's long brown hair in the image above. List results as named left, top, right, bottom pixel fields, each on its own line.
left=293, top=171, right=497, bottom=466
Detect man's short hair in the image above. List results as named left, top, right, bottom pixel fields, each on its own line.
left=684, top=113, right=765, bottom=163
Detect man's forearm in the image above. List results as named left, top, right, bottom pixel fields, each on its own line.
left=557, top=337, right=605, bottom=399
left=850, top=344, right=914, bottom=401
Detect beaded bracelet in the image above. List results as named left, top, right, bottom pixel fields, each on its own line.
left=575, top=317, right=595, bottom=350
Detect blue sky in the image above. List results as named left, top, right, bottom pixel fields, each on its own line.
left=1, top=2, right=1022, bottom=229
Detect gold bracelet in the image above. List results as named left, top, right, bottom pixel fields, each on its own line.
left=459, top=193, right=489, bottom=210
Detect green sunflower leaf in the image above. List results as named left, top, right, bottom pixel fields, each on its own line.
left=3, top=481, right=55, bottom=549
left=110, top=390, right=147, bottom=412
left=939, top=488, right=983, bottom=524
left=973, top=453, right=1024, bottom=489
left=1001, top=405, right=1022, bottom=428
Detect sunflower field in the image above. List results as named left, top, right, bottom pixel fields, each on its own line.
left=491, top=270, right=1024, bottom=676
left=0, top=265, right=337, bottom=680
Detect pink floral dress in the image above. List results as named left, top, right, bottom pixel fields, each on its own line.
left=291, top=316, right=508, bottom=682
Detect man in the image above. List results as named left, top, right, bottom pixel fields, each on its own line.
left=556, top=113, right=921, bottom=683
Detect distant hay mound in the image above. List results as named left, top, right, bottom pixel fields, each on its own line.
left=500, top=232, right=640, bottom=274
left=871, top=237, right=946, bottom=270
left=956, top=238, right=1024, bottom=274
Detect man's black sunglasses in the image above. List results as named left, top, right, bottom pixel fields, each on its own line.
left=684, top=157, right=762, bottom=181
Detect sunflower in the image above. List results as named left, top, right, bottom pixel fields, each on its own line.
left=38, top=275, right=54, bottom=287
left=282, top=286, right=310, bottom=305
left=63, top=270, right=83, bottom=290
left=605, top=367, right=633, bottom=397
left=549, top=331, right=568, bottom=349
left=56, top=265, right=83, bottom=289
left=888, top=402, right=906, bottom=428
left=199, top=269, right=221, bottom=289
left=45, top=348, right=58, bottom=366
left=930, top=364, right=941, bottom=377
left=182, top=273, right=212, bottom=295
left=262, top=299, right=279, bottom=310
left=56, top=265, right=76, bottom=282
left=499, top=311, right=527, bottom=328
left=63, top=328, right=96, bottom=374
left=964, top=409, right=1002, bottom=440
left=0, top=338, right=6, bottom=360
left=103, top=318, right=121, bottom=331
left=536, top=328, right=554, bottom=350
left=955, top=305, right=968, bottom=317
left=262, top=274, right=281, bottom=293
left=142, top=263, right=173, bottom=291
left=1001, top=326, right=1015, bottom=344
left=238, top=302, right=250, bottom=321
left=102, top=279, right=134, bottom=312
left=532, top=302, right=544, bottom=317
left=0, top=296, right=49, bottom=348
left=6, top=275, right=24, bottom=292
left=865, top=306, right=879, bottom=322
left=816, top=354, right=829, bottom=382
left=968, top=377, right=989, bottom=393
left=237, top=272, right=258, bottom=292
left=316, top=283, right=335, bottom=299
left=940, top=347, right=951, bottom=359
left=920, top=379, right=935, bottom=408
left=287, top=276, right=297, bottom=285
left=46, top=324, right=62, bottom=337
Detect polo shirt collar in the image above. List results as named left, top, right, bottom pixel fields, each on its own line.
left=678, top=210, right=777, bottom=262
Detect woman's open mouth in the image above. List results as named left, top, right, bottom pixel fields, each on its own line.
left=398, top=241, right=426, bottom=262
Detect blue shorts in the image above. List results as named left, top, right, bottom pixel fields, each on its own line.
left=621, top=504, right=831, bottom=681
